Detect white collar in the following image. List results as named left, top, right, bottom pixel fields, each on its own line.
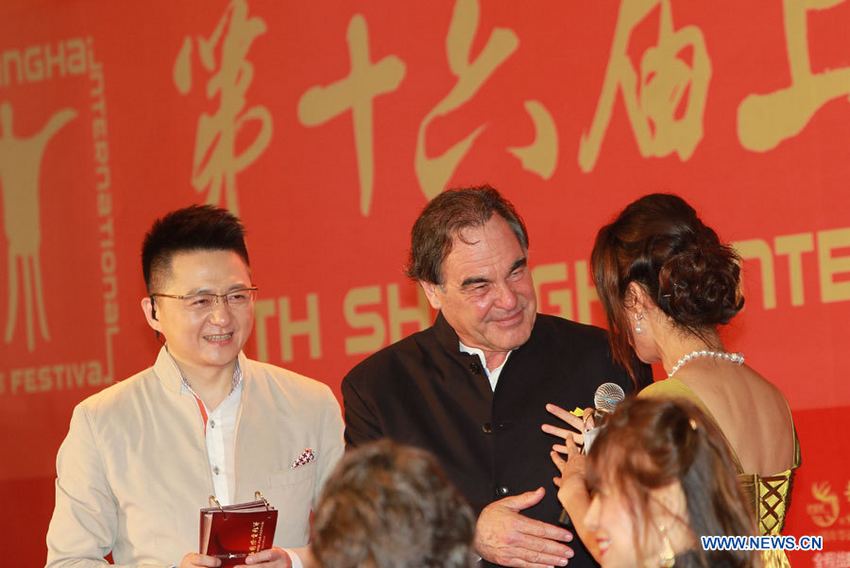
left=458, top=341, right=512, bottom=391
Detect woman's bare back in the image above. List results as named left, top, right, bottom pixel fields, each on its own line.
left=676, top=360, right=795, bottom=476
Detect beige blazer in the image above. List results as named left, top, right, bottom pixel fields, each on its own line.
left=46, top=348, right=344, bottom=567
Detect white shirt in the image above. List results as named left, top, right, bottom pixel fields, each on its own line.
left=192, top=381, right=241, bottom=506
left=459, top=341, right=512, bottom=391
left=177, top=357, right=304, bottom=568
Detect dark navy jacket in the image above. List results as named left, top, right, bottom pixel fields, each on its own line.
left=343, top=312, right=649, bottom=568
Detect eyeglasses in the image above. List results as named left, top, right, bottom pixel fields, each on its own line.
left=150, top=287, right=258, bottom=312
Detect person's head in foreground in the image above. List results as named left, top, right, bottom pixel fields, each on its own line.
left=591, top=192, right=744, bottom=379
left=311, top=440, right=476, bottom=568
left=585, top=397, right=757, bottom=568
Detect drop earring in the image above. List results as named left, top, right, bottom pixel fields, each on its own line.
left=657, top=524, right=675, bottom=567
left=634, top=312, right=645, bottom=334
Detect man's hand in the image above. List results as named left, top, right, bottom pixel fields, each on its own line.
left=179, top=552, right=222, bottom=567
left=179, top=547, right=293, bottom=568
left=474, top=487, right=574, bottom=567
left=240, top=547, right=293, bottom=567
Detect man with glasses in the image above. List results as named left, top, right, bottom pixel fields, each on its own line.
left=47, top=205, right=344, bottom=568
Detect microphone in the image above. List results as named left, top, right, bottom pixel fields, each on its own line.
left=593, top=381, right=625, bottom=415
left=558, top=382, right=625, bottom=527
left=584, top=382, right=625, bottom=453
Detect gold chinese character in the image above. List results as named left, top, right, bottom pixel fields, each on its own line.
left=507, top=100, right=559, bottom=181
left=415, top=0, right=559, bottom=193
left=578, top=0, right=711, bottom=172
left=415, top=0, right=519, bottom=199
left=298, top=14, right=405, bottom=216
left=173, top=0, right=271, bottom=215
left=0, top=102, right=76, bottom=352
left=738, top=0, right=850, bottom=151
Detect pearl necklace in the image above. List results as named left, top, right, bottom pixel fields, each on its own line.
left=667, top=350, right=744, bottom=379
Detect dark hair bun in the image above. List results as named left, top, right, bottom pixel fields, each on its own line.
left=658, top=241, right=744, bottom=326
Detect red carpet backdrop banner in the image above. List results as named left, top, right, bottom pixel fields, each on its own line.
left=1, top=1, right=849, bottom=565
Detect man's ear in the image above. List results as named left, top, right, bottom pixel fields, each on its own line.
left=141, top=297, right=163, bottom=332
left=420, top=281, right=443, bottom=310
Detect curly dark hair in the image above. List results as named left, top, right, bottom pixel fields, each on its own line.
left=591, top=193, right=744, bottom=378
left=311, top=440, right=476, bottom=568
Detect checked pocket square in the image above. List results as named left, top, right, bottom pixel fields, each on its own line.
left=290, top=448, right=315, bottom=469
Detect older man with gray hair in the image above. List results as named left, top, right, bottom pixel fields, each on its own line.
left=343, top=186, right=647, bottom=568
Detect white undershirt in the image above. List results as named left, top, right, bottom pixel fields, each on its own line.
left=176, top=358, right=303, bottom=568
left=194, top=382, right=241, bottom=506
left=178, top=361, right=243, bottom=507
left=459, top=341, right=512, bottom=391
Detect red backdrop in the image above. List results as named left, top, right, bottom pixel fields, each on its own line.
left=1, top=1, right=849, bottom=565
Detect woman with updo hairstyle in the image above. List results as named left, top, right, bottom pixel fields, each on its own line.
left=554, top=397, right=758, bottom=568
left=544, top=193, right=798, bottom=567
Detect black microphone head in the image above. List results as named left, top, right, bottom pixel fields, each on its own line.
left=594, top=382, right=625, bottom=414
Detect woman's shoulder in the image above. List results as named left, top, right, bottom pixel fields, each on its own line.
left=639, top=377, right=718, bottom=418
left=744, top=367, right=790, bottom=402
left=730, top=366, right=794, bottom=427
left=640, top=377, right=701, bottom=402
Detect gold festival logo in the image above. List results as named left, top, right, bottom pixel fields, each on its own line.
left=808, top=481, right=841, bottom=528
left=174, top=0, right=272, bottom=215
left=0, top=101, right=77, bottom=352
